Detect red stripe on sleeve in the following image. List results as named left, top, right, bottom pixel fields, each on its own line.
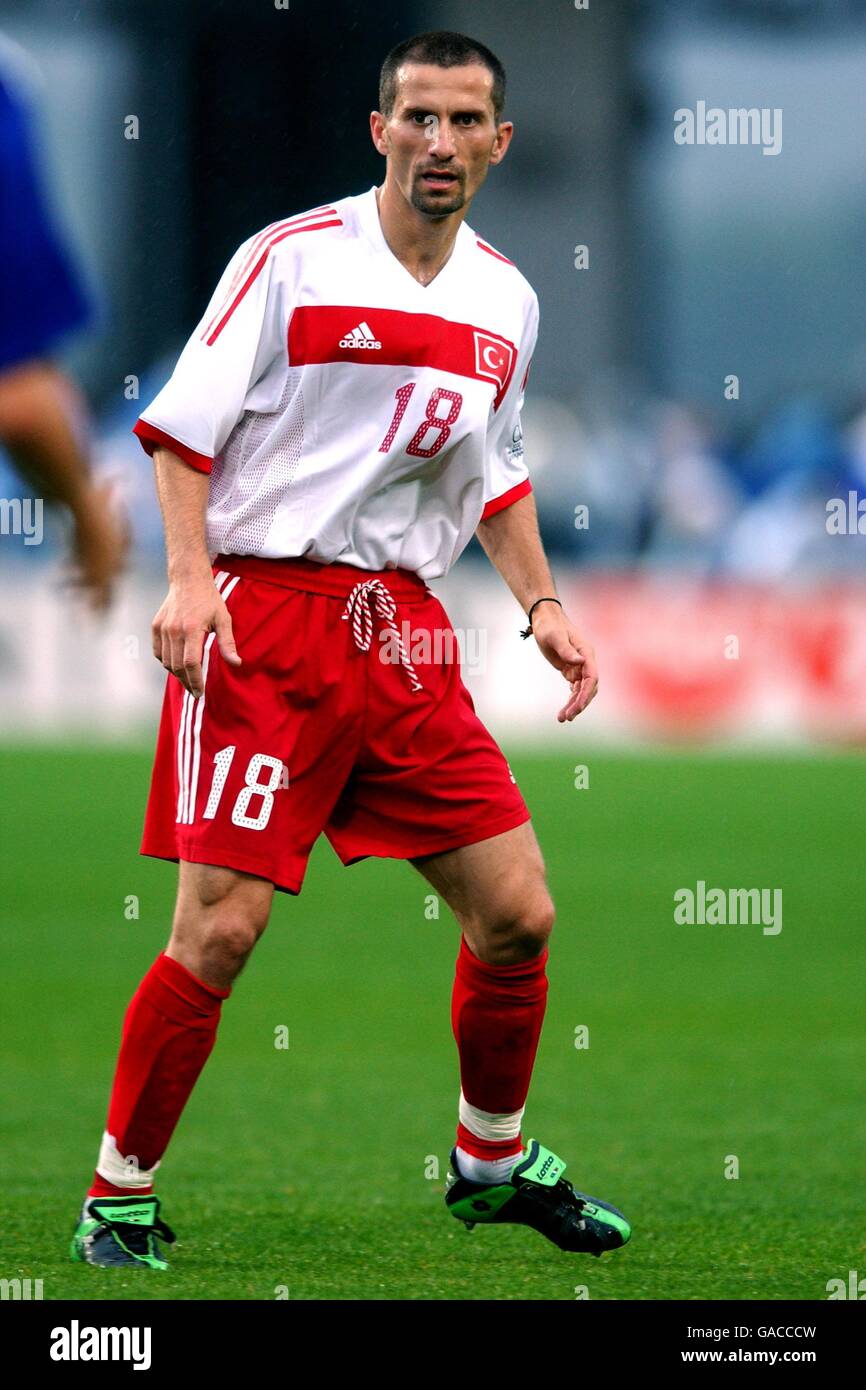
left=133, top=420, right=213, bottom=475
left=480, top=478, right=532, bottom=520
left=205, top=218, right=342, bottom=345
left=476, top=239, right=516, bottom=266
left=200, top=208, right=339, bottom=343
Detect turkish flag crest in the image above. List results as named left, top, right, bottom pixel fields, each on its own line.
left=473, top=330, right=515, bottom=406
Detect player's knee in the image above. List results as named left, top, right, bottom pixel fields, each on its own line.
left=511, top=892, right=555, bottom=954
left=174, top=865, right=272, bottom=965
left=473, top=888, right=555, bottom=959
left=205, top=912, right=266, bottom=964
left=205, top=883, right=271, bottom=955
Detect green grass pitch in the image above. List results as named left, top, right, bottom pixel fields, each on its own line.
left=1, top=744, right=863, bottom=1301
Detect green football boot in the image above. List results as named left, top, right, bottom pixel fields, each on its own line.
left=70, top=1194, right=176, bottom=1270
left=445, top=1138, right=631, bottom=1256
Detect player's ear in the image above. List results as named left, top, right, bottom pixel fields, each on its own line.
left=370, top=111, right=389, bottom=156
left=488, top=120, right=514, bottom=167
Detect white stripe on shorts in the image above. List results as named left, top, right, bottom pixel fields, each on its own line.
left=175, top=570, right=234, bottom=824
left=184, top=574, right=240, bottom=824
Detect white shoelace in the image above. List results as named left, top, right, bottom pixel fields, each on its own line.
left=340, top=579, right=424, bottom=694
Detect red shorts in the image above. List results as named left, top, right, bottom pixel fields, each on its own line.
left=141, top=554, right=531, bottom=894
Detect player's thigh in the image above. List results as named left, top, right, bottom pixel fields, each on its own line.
left=409, top=820, right=554, bottom=945
left=167, top=860, right=275, bottom=987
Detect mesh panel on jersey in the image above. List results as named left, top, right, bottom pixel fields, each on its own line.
left=207, top=368, right=306, bottom=553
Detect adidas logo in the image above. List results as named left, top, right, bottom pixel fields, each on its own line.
left=339, top=320, right=382, bottom=350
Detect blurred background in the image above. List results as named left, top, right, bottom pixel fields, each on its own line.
left=1, top=0, right=865, bottom=742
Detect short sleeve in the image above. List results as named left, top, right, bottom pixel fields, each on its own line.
left=479, top=290, right=539, bottom=520
left=133, top=230, right=286, bottom=474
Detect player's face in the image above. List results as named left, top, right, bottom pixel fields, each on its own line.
left=372, top=63, right=513, bottom=218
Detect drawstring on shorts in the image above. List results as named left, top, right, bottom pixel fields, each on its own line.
left=340, top=578, right=424, bottom=694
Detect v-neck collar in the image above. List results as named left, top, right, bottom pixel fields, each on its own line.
left=356, top=184, right=470, bottom=296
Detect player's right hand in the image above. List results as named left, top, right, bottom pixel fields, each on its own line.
left=151, top=577, right=242, bottom=698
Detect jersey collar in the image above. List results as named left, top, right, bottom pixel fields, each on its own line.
left=356, top=184, right=471, bottom=293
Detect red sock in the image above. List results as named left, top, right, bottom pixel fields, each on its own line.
left=452, top=934, right=549, bottom=1160
left=88, top=951, right=231, bottom=1198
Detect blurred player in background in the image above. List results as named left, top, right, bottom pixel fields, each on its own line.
left=71, top=30, right=631, bottom=1271
left=0, top=33, right=127, bottom=609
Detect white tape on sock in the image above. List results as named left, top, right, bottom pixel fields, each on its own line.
left=458, top=1090, right=525, bottom=1142
left=95, top=1131, right=162, bottom=1189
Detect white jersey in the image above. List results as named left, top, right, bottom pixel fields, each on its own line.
left=134, top=185, right=538, bottom=580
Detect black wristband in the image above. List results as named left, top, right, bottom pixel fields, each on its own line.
left=520, top=596, right=562, bottom=639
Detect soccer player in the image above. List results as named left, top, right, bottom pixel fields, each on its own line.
left=71, top=30, right=631, bottom=1271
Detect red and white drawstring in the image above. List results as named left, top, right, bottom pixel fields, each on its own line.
left=341, top=579, right=424, bottom=694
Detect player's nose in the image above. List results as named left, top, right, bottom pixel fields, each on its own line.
left=427, top=119, right=458, bottom=156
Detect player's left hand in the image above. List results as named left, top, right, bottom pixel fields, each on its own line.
left=530, top=606, right=598, bottom=721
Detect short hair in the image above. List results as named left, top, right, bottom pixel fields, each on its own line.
left=379, top=30, right=506, bottom=123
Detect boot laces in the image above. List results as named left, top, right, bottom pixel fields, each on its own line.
left=100, top=1215, right=176, bottom=1252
